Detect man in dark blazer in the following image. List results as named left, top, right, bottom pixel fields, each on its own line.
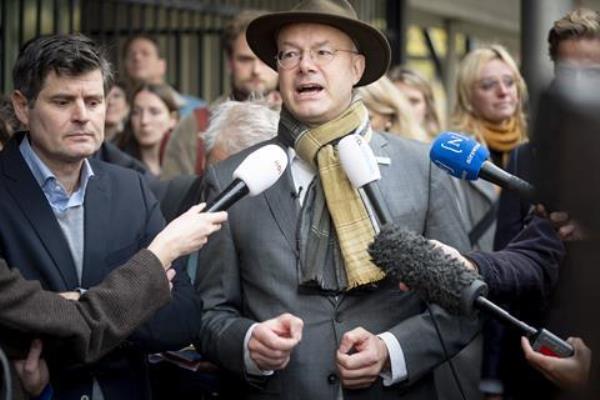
left=194, top=1, right=480, bottom=399
left=0, top=34, right=204, bottom=399
left=0, top=203, right=226, bottom=399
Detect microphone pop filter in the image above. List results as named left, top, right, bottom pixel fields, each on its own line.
left=233, top=144, right=288, bottom=196
left=368, top=225, right=487, bottom=315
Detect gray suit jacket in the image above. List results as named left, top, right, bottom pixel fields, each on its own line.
left=451, top=178, right=498, bottom=252
left=195, top=132, right=480, bottom=400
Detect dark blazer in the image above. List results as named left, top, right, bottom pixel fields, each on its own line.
left=0, top=134, right=202, bottom=400
left=195, top=133, right=480, bottom=400
left=469, top=215, right=564, bottom=305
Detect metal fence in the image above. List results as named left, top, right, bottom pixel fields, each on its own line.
left=0, top=0, right=394, bottom=101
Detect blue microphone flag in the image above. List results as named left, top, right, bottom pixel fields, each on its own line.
left=429, top=131, right=489, bottom=180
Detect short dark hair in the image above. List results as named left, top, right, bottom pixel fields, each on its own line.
left=122, top=34, right=162, bottom=60
left=13, top=34, right=113, bottom=104
left=224, top=10, right=267, bottom=57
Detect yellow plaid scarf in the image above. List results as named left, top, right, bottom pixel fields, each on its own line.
left=280, top=100, right=385, bottom=290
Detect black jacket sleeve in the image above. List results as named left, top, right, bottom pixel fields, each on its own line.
left=468, top=215, right=564, bottom=306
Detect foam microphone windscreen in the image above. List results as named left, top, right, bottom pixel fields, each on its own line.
left=368, top=225, right=485, bottom=315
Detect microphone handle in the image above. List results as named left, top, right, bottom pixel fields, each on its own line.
left=206, top=179, right=249, bottom=212
left=363, top=182, right=393, bottom=226
left=474, top=296, right=574, bottom=358
left=474, top=296, right=538, bottom=336
left=479, top=162, right=536, bottom=199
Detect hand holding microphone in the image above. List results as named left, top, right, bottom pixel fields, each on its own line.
left=205, top=144, right=288, bottom=212
left=368, top=226, right=574, bottom=358
left=521, top=336, right=591, bottom=388
left=430, top=131, right=585, bottom=241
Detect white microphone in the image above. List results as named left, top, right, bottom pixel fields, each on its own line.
left=206, top=144, right=288, bottom=212
left=338, top=134, right=393, bottom=225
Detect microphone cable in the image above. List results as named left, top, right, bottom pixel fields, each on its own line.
left=0, top=345, right=11, bottom=400
left=426, top=303, right=468, bottom=400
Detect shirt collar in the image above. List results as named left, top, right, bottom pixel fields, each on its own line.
left=19, top=135, right=95, bottom=212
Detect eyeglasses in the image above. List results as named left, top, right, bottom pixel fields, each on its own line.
left=276, top=48, right=360, bottom=69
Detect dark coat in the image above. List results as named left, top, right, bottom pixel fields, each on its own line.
left=0, top=134, right=202, bottom=400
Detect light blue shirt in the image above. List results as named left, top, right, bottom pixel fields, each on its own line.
left=19, top=136, right=94, bottom=213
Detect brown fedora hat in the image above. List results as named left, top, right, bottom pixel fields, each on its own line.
left=246, top=0, right=391, bottom=87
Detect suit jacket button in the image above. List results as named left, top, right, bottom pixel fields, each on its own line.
left=327, top=373, right=338, bottom=384
left=334, top=312, right=343, bottom=323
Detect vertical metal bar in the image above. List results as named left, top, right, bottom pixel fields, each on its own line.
left=0, top=0, right=6, bottom=92
left=112, top=0, right=119, bottom=40
left=444, top=19, right=457, bottom=117
left=174, top=7, right=181, bottom=89
left=36, top=0, right=42, bottom=36
left=140, top=3, right=146, bottom=30
left=98, top=0, right=105, bottom=44
left=197, top=32, right=204, bottom=98
left=80, top=0, right=88, bottom=35
left=422, top=28, right=443, bottom=81
left=126, top=1, right=132, bottom=35
left=18, top=0, right=25, bottom=46
left=218, top=33, right=224, bottom=96
left=153, top=2, right=159, bottom=32
left=385, top=0, right=407, bottom=66
left=69, top=0, right=75, bottom=33
left=53, top=0, right=59, bottom=33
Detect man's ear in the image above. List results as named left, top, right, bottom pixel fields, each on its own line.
left=11, top=90, right=30, bottom=127
left=351, top=54, right=366, bottom=86
left=157, top=58, right=167, bottom=80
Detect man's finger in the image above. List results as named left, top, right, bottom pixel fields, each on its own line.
left=25, top=339, right=43, bottom=372
left=521, top=336, right=552, bottom=368
left=337, top=349, right=378, bottom=371
left=254, top=324, right=300, bottom=351
left=249, top=337, right=290, bottom=361
left=338, top=327, right=368, bottom=354
left=275, top=313, right=304, bottom=341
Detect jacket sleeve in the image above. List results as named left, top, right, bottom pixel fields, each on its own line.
left=127, top=173, right=204, bottom=352
left=468, top=215, right=564, bottom=306
left=193, top=165, right=256, bottom=378
left=0, top=249, right=170, bottom=364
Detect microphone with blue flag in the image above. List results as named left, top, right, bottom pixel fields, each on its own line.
left=430, top=131, right=535, bottom=199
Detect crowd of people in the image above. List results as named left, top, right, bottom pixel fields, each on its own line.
left=0, top=0, right=597, bottom=399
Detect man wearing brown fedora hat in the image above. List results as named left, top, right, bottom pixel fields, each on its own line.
left=195, top=1, right=479, bottom=399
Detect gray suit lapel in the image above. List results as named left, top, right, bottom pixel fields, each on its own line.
left=263, top=164, right=300, bottom=255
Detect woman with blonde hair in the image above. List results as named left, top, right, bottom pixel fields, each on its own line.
left=448, top=44, right=529, bottom=252
left=452, top=44, right=528, bottom=167
left=389, top=66, right=443, bottom=140
left=358, top=76, right=429, bottom=142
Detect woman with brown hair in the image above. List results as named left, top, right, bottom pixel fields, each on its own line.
left=119, top=83, right=179, bottom=176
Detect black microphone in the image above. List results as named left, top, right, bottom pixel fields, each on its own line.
left=368, top=226, right=574, bottom=358
left=430, top=132, right=535, bottom=199
left=206, top=144, right=288, bottom=212
left=337, top=134, right=393, bottom=226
